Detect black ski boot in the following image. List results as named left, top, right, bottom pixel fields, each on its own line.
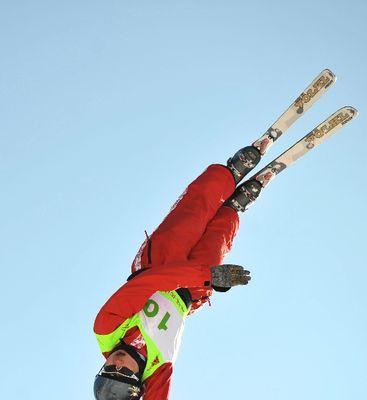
left=227, top=146, right=261, bottom=184
left=224, top=179, right=262, bottom=212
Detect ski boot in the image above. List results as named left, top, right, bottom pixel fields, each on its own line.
left=227, top=146, right=261, bottom=184
left=224, top=178, right=262, bottom=212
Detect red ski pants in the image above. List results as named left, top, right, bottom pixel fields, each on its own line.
left=131, top=164, right=240, bottom=311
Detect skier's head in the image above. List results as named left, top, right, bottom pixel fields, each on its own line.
left=94, top=343, right=146, bottom=400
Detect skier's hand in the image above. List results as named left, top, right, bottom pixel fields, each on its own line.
left=210, top=264, right=251, bottom=290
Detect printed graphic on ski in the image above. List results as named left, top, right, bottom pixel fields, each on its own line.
left=252, top=69, right=336, bottom=155
left=253, top=106, right=358, bottom=188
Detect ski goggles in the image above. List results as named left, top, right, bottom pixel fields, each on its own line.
left=98, top=365, right=140, bottom=383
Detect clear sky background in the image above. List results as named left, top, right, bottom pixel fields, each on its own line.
left=1, top=1, right=366, bottom=399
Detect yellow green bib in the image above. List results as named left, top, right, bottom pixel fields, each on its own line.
left=95, top=290, right=189, bottom=381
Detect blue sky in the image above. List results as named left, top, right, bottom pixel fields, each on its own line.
left=1, top=1, right=366, bottom=399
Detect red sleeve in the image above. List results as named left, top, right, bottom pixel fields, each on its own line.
left=94, top=261, right=211, bottom=335
left=143, top=363, right=173, bottom=400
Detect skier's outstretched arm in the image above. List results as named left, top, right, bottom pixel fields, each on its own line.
left=94, top=262, right=250, bottom=336
left=94, top=261, right=211, bottom=336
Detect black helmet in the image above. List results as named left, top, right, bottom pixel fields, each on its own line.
left=94, top=341, right=147, bottom=400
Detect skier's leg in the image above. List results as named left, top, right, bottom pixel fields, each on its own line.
left=131, top=164, right=235, bottom=272
left=186, top=205, right=240, bottom=311
left=131, top=144, right=262, bottom=273
left=188, top=206, right=239, bottom=266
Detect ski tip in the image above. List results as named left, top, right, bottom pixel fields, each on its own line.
left=340, top=106, right=359, bottom=117
left=347, top=106, right=358, bottom=116
left=322, top=68, right=337, bottom=83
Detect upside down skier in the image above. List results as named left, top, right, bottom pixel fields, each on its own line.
left=93, top=69, right=357, bottom=400
left=93, top=144, right=263, bottom=400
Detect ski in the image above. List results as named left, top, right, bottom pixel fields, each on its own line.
left=252, top=69, right=336, bottom=155
left=252, top=106, right=358, bottom=189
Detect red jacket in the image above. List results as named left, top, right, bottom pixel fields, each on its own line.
left=94, top=261, right=213, bottom=398
left=94, top=164, right=239, bottom=399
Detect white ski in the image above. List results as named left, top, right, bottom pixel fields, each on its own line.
left=252, top=69, right=337, bottom=155
left=252, top=106, right=358, bottom=188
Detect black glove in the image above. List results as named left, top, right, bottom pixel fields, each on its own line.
left=211, top=264, right=251, bottom=291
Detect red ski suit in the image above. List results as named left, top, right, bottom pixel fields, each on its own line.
left=94, top=164, right=240, bottom=399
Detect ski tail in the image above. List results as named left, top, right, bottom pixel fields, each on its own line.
left=252, top=69, right=337, bottom=155
left=252, top=106, right=358, bottom=188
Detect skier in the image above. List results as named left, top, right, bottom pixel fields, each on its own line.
left=93, top=145, right=262, bottom=400
left=93, top=69, right=357, bottom=400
